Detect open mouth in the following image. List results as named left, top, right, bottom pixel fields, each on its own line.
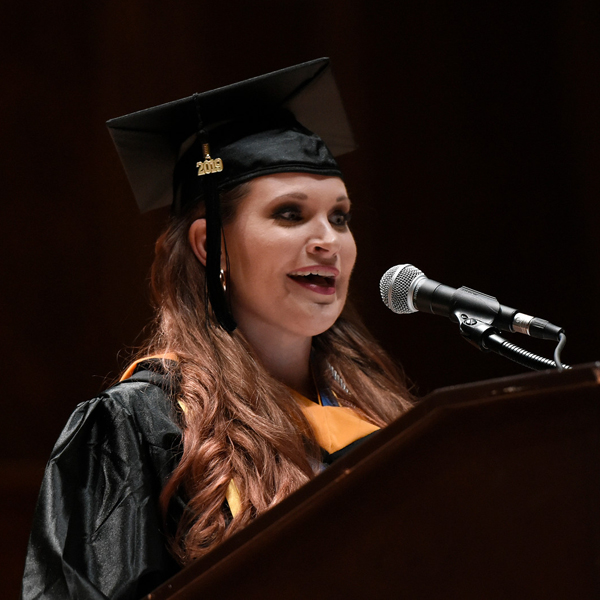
left=288, top=273, right=336, bottom=288
left=287, top=270, right=337, bottom=295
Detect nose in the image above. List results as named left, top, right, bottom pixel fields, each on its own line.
left=306, top=217, right=342, bottom=257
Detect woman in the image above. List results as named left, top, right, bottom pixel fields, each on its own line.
left=21, top=59, right=413, bottom=600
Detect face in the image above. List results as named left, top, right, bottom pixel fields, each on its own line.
left=222, top=173, right=357, bottom=343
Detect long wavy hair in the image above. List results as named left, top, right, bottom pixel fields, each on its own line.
left=140, top=181, right=414, bottom=565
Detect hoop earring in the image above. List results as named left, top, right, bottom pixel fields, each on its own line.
left=219, top=269, right=227, bottom=293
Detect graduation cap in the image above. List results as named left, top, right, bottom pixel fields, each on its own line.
left=107, top=58, right=356, bottom=332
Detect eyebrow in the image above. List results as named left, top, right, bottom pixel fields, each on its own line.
left=272, top=192, right=352, bottom=204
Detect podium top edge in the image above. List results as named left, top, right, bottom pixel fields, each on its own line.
left=423, top=361, right=600, bottom=404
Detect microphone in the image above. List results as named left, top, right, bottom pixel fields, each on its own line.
left=380, top=264, right=564, bottom=341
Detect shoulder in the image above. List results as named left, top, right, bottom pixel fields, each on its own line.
left=51, top=365, right=182, bottom=474
left=22, top=365, right=182, bottom=599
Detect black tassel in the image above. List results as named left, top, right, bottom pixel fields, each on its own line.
left=204, top=174, right=237, bottom=333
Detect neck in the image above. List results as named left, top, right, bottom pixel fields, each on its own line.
left=236, top=320, right=315, bottom=400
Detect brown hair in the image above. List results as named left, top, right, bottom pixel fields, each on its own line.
left=141, top=182, right=413, bottom=564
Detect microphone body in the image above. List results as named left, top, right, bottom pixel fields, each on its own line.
left=380, top=264, right=564, bottom=341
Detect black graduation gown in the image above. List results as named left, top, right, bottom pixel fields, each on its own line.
left=21, top=363, right=378, bottom=600
left=21, top=366, right=182, bottom=600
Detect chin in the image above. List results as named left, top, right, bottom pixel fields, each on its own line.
left=300, top=305, right=344, bottom=336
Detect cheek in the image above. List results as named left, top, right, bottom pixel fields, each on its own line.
left=344, top=235, right=358, bottom=271
left=242, top=227, right=303, bottom=268
left=227, top=228, right=286, bottom=287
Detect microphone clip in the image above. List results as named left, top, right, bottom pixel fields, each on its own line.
left=456, top=313, right=497, bottom=351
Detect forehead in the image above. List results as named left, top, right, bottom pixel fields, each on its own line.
left=244, top=173, right=349, bottom=204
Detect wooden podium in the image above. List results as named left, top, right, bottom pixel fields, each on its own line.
left=147, top=364, right=600, bottom=600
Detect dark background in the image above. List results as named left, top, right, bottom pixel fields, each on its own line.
left=2, top=1, right=599, bottom=596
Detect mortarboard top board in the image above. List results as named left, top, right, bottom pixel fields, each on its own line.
left=106, top=57, right=356, bottom=213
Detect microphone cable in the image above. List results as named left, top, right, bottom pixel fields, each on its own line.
left=482, top=330, right=570, bottom=372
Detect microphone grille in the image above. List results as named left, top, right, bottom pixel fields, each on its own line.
left=379, top=264, right=424, bottom=314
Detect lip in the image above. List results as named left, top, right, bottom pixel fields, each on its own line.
left=287, top=265, right=339, bottom=296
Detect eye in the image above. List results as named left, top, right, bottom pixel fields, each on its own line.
left=329, top=210, right=352, bottom=228
left=272, top=204, right=303, bottom=223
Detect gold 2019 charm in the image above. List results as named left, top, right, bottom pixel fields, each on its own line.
left=196, top=142, right=224, bottom=176
left=196, top=157, right=223, bottom=176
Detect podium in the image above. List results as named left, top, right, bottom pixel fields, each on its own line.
left=147, top=364, right=600, bottom=600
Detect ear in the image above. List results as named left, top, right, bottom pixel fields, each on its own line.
left=188, top=218, right=208, bottom=266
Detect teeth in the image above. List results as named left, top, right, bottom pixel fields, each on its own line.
left=289, top=269, right=334, bottom=277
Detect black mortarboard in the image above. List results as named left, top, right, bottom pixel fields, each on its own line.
left=107, top=58, right=356, bottom=332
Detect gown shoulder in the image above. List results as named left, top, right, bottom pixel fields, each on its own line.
left=21, top=367, right=182, bottom=600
